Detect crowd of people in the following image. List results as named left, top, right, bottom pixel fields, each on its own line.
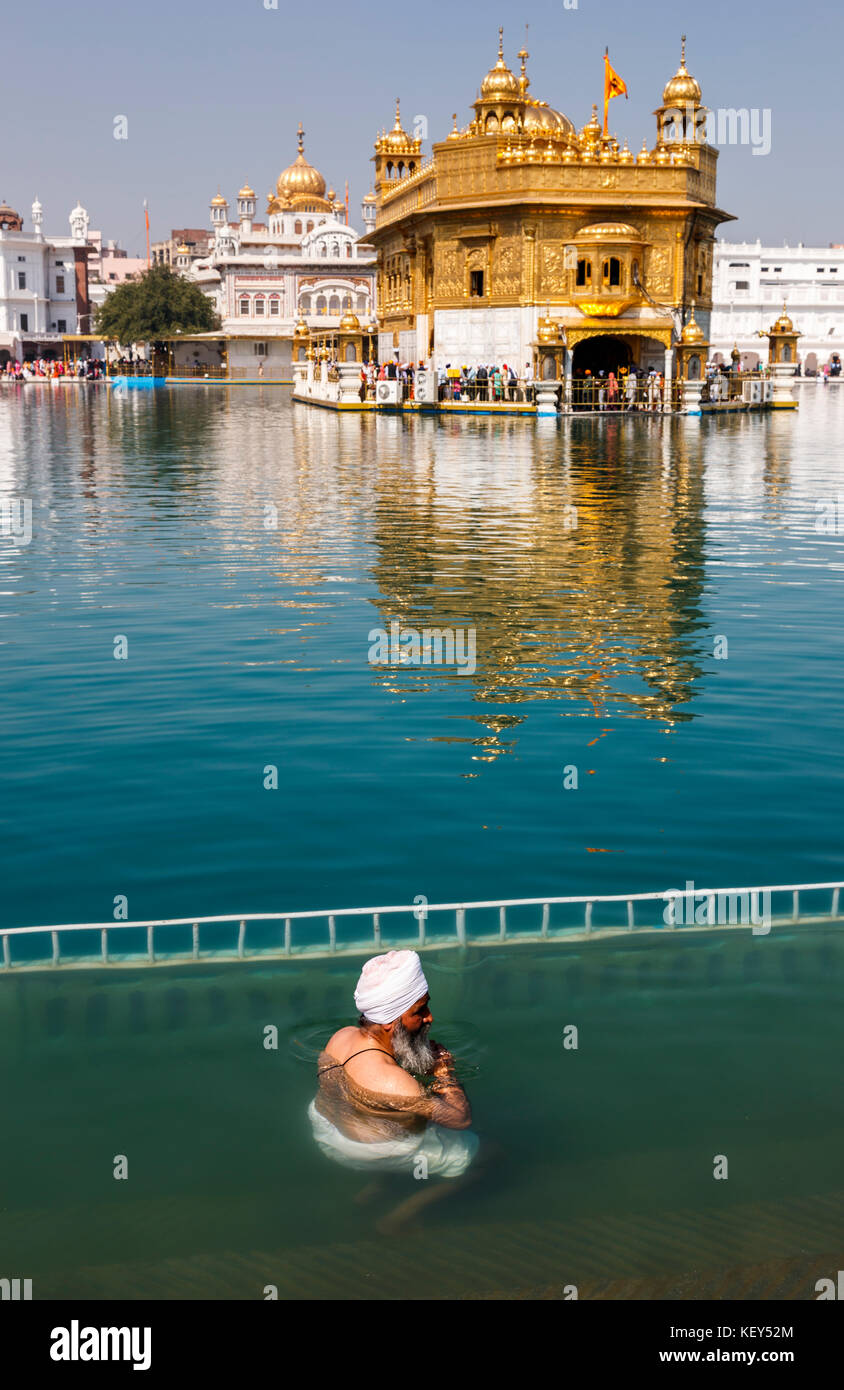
left=1, top=356, right=107, bottom=383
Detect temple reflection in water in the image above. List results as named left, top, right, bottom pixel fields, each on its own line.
left=288, top=407, right=712, bottom=758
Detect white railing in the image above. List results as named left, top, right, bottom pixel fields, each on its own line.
left=1, top=881, right=842, bottom=971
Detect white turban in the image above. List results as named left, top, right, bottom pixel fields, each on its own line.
left=354, top=950, right=429, bottom=1025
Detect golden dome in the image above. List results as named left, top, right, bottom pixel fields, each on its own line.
left=681, top=306, right=705, bottom=343
left=618, top=139, right=634, bottom=165
left=276, top=124, right=326, bottom=199
left=382, top=99, right=414, bottom=151
left=580, top=104, right=602, bottom=143
left=636, top=139, right=652, bottom=164
left=362, top=191, right=377, bottom=204
left=523, top=99, right=576, bottom=139
left=238, top=182, right=255, bottom=199
left=537, top=314, right=559, bottom=344
left=293, top=318, right=310, bottom=338
left=772, top=303, right=794, bottom=332
left=662, top=36, right=702, bottom=106
left=176, top=242, right=190, bottom=255
left=448, top=112, right=462, bottom=140
left=210, top=191, right=228, bottom=206
left=574, top=221, right=642, bottom=242
left=339, top=302, right=361, bottom=331
left=480, top=30, right=520, bottom=100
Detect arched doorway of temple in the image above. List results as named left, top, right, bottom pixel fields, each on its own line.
left=572, top=335, right=632, bottom=378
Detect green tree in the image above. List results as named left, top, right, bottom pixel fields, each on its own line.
left=94, top=263, right=220, bottom=350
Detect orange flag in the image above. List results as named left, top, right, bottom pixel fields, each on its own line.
left=603, top=49, right=628, bottom=136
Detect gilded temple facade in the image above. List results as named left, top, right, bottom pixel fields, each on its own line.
left=367, top=34, right=733, bottom=381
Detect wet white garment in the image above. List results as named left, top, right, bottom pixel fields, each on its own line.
left=308, top=1100, right=478, bottom=1178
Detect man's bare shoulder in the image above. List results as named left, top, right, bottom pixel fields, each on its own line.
left=361, top=1053, right=424, bottom=1097
left=323, top=1025, right=361, bottom=1058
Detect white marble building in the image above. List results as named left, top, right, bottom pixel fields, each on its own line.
left=710, top=241, right=844, bottom=372
left=182, top=126, right=377, bottom=380
left=0, top=199, right=88, bottom=363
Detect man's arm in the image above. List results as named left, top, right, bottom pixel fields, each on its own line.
left=426, top=1044, right=473, bottom=1130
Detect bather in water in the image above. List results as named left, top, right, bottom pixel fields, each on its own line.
left=309, top=950, right=479, bottom=1226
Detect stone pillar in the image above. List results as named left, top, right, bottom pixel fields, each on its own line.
left=769, top=361, right=798, bottom=409
left=681, top=379, right=705, bottom=414
left=337, top=362, right=364, bottom=404
left=663, top=347, right=674, bottom=414
left=562, top=349, right=573, bottom=414
left=292, top=361, right=307, bottom=396
left=535, top=381, right=559, bottom=417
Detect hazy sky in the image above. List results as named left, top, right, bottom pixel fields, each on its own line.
left=5, top=0, right=841, bottom=252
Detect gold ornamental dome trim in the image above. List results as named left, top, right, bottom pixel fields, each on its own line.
left=772, top=302, right=795, bottom=333
left=210, top=191, right=228, bottom=206
left=238, top=182, right=255, bottom=199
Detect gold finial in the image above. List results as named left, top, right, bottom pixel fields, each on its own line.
left=297, top=121, right=304, bottom=154
left=681, top=34, right=686, bottom=67
left=498, top=25, right=504, bottom=60
left=394, top=97, right=401, bottom=127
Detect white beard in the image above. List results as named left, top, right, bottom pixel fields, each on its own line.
left=391, top=1020, right=436, bottom=1075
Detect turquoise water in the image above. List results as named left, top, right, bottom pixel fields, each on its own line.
left=2, top=382, right=844, bottom=1298
left=1, top=384, right=843, bottom=929
left=4, top=929, right=843, bottom=1298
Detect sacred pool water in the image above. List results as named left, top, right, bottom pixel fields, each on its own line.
left=2, top=382, right=842, bottom=1298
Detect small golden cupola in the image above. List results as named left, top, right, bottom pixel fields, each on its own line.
left=681, top=303, right=706, bottom=343
left=472, top=29, right=523, bottom=135
left=373, top=99, right=422, bottom=184
left=655, top=36, right=706, bottom=147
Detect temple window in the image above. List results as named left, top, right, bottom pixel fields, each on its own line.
left=470, top=270, right=484, bottom=297
left=254, top=298, right=265, bottom=316
left=294, top=220, right=302, bottom=235
left=239, top=298, right=250, bottom=315
left=576, top=258, right=592, bottom=287
left=602, top=257, right=621, bottom=288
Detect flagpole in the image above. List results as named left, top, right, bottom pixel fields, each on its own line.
left=603, top=48, right=609, bottom=138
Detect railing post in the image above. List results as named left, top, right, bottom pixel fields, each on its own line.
left=284, top=917, right=291, bottom=956
left=238, top=920, right=246, bottom=958
left=499, top=906, right=507, bottom=940
left=832, top=888, right=840, bottom=919
left=456, top=907, right=466, bottom=944
left=147, top=925, right=155, bottom=963
left=792, top=890, right=799, bottom=922
left=2, top=934, right=10, bottom=968
left=328, top=915, right=336, bottom=952
left=51, top=930, right=60, bottom=966
left=627, top=900, right=634, bottom=931
left=707, top=892, right=716, bottom=926
left=192, top=923, right=199, bottom=959
left=373, top=913, right=381, bottom=946
left=541, top=903, right=549, bottom=937
left=585, top=902, right=593, bottom=933
left=101, top=928, right=109, bottom=965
